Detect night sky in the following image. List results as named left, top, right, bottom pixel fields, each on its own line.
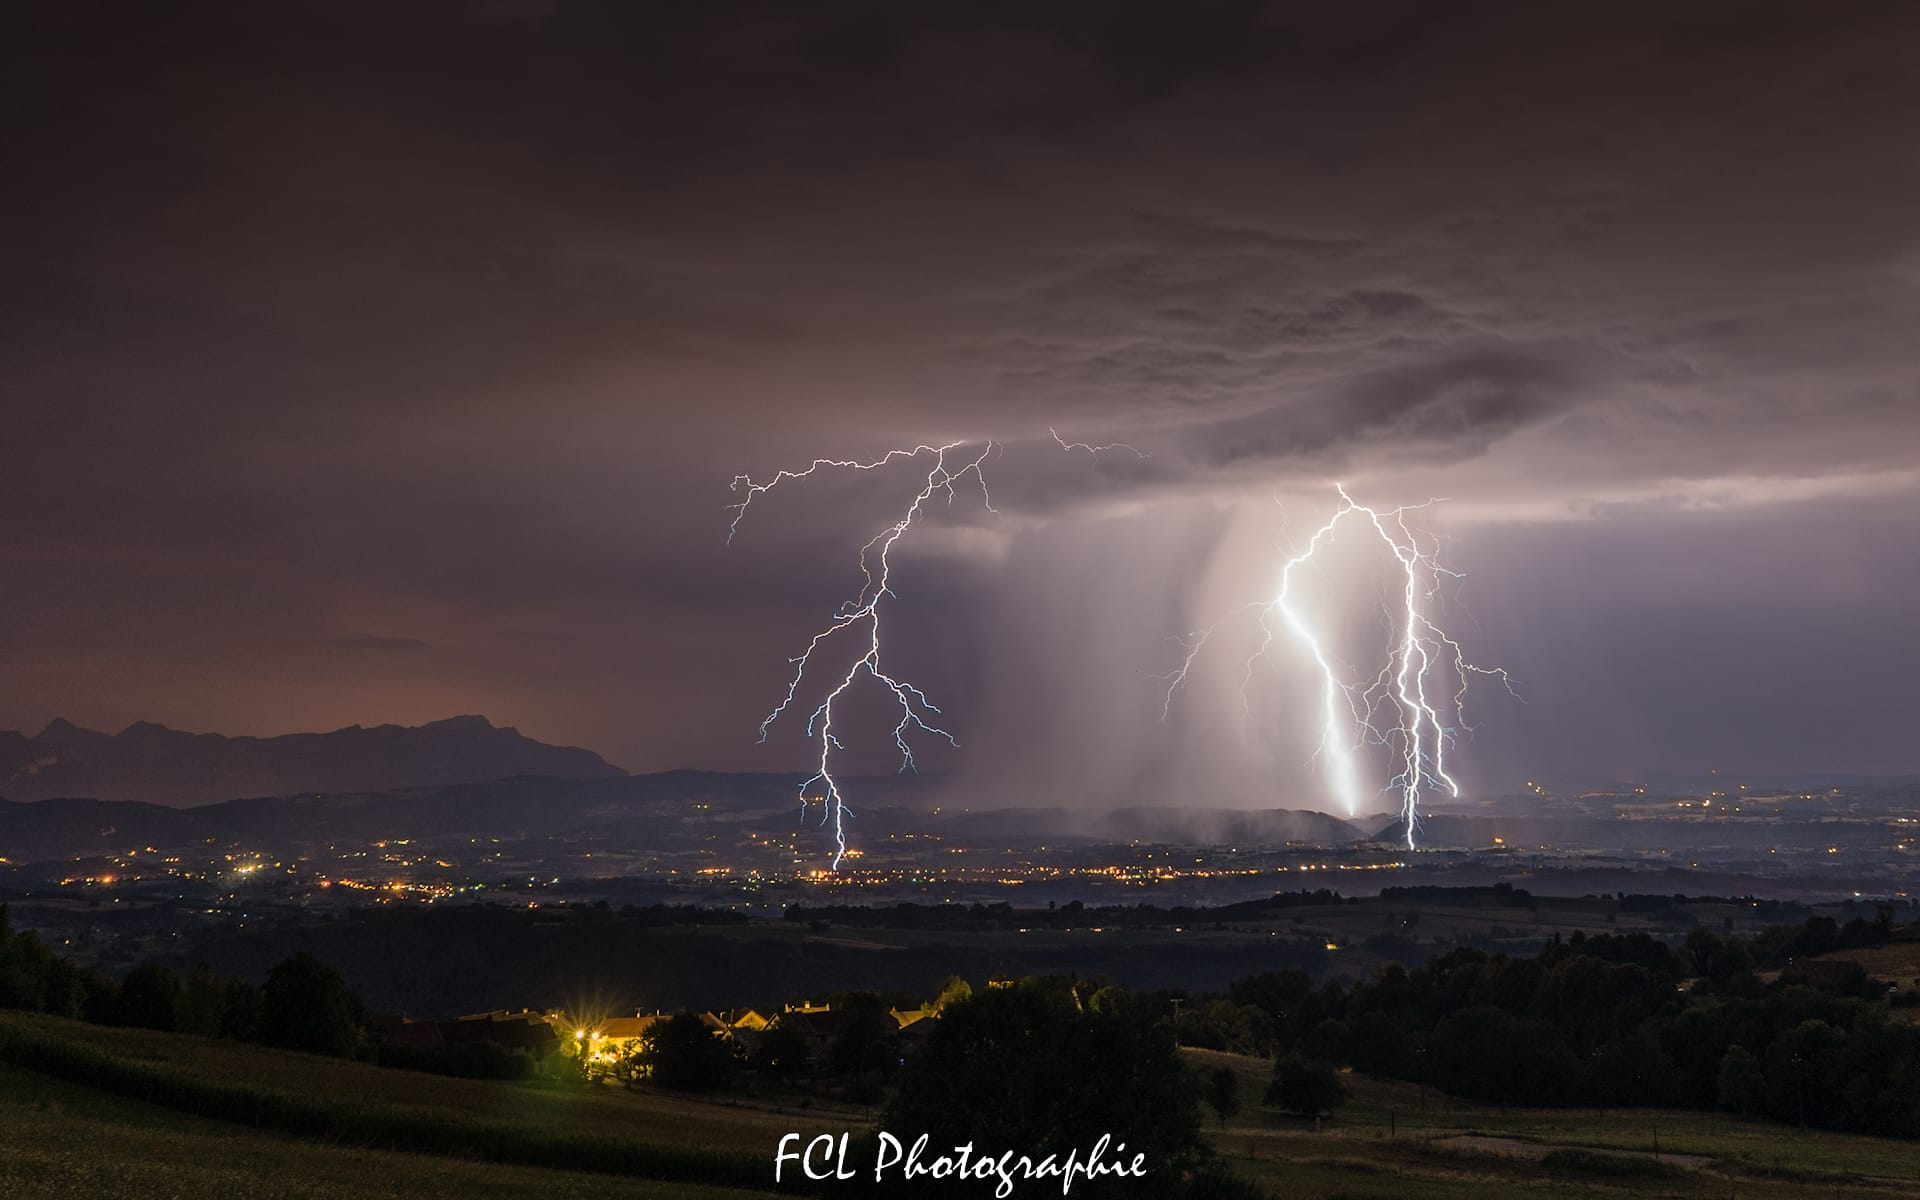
left=5, top=3, right=1918, bottom=812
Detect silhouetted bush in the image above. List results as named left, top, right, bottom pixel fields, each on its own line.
left=1265, top=1055, right=1346, bottom=1116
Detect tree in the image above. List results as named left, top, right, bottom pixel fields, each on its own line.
left=1266, top=1055, right=1346, bottom=1117
left=219, top=977, right=263, bottom=1041
left=119, top=964, right=183, bottom=1031
left=1302, top=1018, right=1349, bottom=1063
left=1429, top=1005, right=1583, bottom=1106
left=1343, top=1010, right=1414, bottom=1078
left=178, top=964, right=229, bottom=1038
left=1684, top=928, right=1751, bottom=985
left=636, top=1012, right=735, bottom=1092
left=41, top=954, right=90, bottom=1020
left=260, top=952, right=365, bottom=1058
left=539, top=1045, right=589, bottom=1086
left=749, top=1021, right=812, bottom=1081
left=1204, top=1065, right=1241, bottom=1127
left=879, top=983, right=1209, bottom=1188
left=1716, top=1045, right=1765, bottom=1115
left=1588, top=1028, right=1674, bottom=1108
left=1174, top=1000, right=1275, bottom=1058
left=0, top=909, right=51, bottom=1012
left=934, top=974, right=973, bottom=1012
left=828, top=992, right=898, bottom=1080
left=1764, top=1019, right=1846, bottom=1127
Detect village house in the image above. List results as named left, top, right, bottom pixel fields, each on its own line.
left=774, top=1007, right=848, bottom=1062
left=888, top=1004, right=936, bottom=1029
left=552, top=1011, right=739, bottom=1067
left=724, top=1008, right=771, bottom=1031
left=370, top=1009, right=558, bottom=1056
left=447, top=1010, right=559, bottom=1055
left=569, top=1013, right=667, bottom=1064
left=369, top=1012, right=445, bottom=1052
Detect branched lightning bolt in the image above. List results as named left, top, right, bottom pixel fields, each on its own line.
left=1162, top=486, right=1517, bottom=850
left=1050, top=427, right=1148, bottom=459
left=732, top=429, right=1137, bottom=870
left=729, top=440, right=994, bottom=869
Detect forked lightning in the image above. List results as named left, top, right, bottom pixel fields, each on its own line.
left=728, top=440, right=995, bottom=869
left=1162, top=486, right=1515, bottom=848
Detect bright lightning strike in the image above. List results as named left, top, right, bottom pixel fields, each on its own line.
left=727, top=440, right=996, bottom=870
left=731, top=430, right=1136, bottom=869
left=1161, top=486, right=1516, bottom=850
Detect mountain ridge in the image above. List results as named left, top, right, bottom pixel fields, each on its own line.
left=0, top=715, right=625, bottom=806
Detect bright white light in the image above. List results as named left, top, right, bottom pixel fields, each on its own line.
left=1163, top=486, right=1516, bottom=849
left=730, top=431, right=1136, bottom=869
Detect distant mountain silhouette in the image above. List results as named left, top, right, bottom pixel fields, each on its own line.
left=0, top=770, right=806, bottom=862
left=0, top=715, right=624, bottom=806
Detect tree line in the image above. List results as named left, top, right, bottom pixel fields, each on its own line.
left=785, top=890, right=1356, bottom=932
left=0, top=904, right=367, bottom=1057
left=1169, top=909, right=1920, bottom=1135
left=8, top=900, right=1920, bottom=1141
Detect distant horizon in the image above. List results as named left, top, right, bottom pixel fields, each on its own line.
left=10, top=711, right=1919, bottom=801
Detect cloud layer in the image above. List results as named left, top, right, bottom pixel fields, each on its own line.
left=4, top=2, right=1917, bottom=808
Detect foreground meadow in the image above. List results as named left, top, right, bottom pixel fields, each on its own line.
left=0, top=1063, right=780, bottom=1200
left=1191, top=1047, right=1920, bottom=1199
left=5, top=1011, right=1919, bottom=1198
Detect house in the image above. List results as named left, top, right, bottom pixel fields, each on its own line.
left=369, top=1012, right=446, bottom=1051
left=889, top=1004, right=936, bottom=1030
left=444, top=1010, right=559, bottom=1055
left=897, top=1013, right=940, bottom=1058
left=544, top=1012, right=672, bottom=1065
left=725, top=1008, right=771, bottom=1031
left=591, top=1013, right=670, bottom=1060
left=776, top=1008, right=849, bottom=1061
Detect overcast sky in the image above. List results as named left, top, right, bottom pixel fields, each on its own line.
left=4, top=2, right=1917, bottom=815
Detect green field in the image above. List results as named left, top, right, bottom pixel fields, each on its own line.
left=0, top=1010, right=858, bottom=1151
left=0, top=1062, right=782, bottom=1200
left=0, top=1011, right=839, bottom=1198
left=1189, top=1047, right=1920, bottom=1199
left=2, top=1011, right=1918, bottom=1198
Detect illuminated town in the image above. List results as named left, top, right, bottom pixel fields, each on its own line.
left=7, top=772, right=1915, bottom=983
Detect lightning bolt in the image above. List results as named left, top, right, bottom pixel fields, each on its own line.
left=1161, top=485, right=1516, bottom=850
left=1049, top=427, right=1148, bottom=459
left=731, top=429, right=1137, bottom=869
left=728, top=439, right=994, bottom=870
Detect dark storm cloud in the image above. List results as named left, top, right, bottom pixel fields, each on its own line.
left=324, top=636, right=431, bottom=654
left=2, top=1, right=1916, bottom=793
left=1185, top=347, right=1574, bottom=469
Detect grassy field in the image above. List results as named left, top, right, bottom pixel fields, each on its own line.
left=0, top=1011, right=845, bottom=1196
left=0, top=1063, right=780, bottom=1200
left=1809, top=942, right=1920, bottom=986
left=1188, top=1047, right=1920, bottom=1199
left=0, top=1009, right=858, bottom=1151
left=3, top=1009, right=1918, bottom=1198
